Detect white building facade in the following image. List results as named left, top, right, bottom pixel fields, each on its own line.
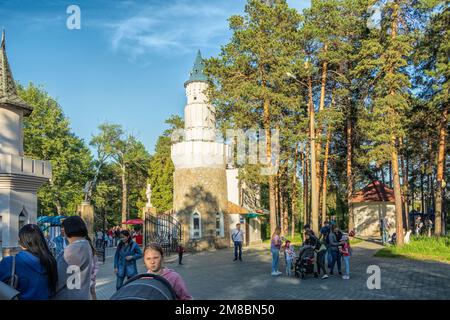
left=0, top=31, right=52, bottom=256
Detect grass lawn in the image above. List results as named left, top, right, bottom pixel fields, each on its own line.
left=350, top=237, right=363, bottom=245
left=374, top=236, right=450, bottom=264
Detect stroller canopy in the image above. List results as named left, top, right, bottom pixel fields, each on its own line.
left=110, top=274, right=177, bottom=300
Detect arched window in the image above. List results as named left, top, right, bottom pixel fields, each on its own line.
left=19, top=209, right=28, bottom=230
left=216, top=212, right=224, bottom=237
left=191, top=211, right=201, bottom=239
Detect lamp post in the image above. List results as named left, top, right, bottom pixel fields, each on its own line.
left=286, top=70, right=319, bottom=235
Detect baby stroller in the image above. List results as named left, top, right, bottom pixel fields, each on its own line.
left=294, top=247, right=317, bottom=279
left=110, top=274, right=177, bottom=300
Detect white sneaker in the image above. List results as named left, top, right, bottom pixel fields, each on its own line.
left=271, top=272, right=279, bottom=276
left=322, top=274, right=329, bottom=279
left=276, top=271, right=282, bottom=275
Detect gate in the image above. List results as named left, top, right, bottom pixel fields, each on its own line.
left=144, top=213, right=182, bottom=255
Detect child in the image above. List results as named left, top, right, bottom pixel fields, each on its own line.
left=284, top=240, right=295, bottom=276
left=339, top=234, right=351, bottom=280
left=177, top=244, right=185, bottom=265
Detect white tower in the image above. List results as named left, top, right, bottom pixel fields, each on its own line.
left=0, top=31, right=52, bottom=256
left=171, top=51, right=229, bottom=250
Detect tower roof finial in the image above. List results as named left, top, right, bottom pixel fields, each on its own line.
left=184, top=49, right=208, bottom=87
left=1, top=29, right=5, bottom=49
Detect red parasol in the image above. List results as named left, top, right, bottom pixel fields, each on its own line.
left=122, top=219, right=144, bottom=225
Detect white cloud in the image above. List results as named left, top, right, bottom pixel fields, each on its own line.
left=103, top=0, right=244, bottom=59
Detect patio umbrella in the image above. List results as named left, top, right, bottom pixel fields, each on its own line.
left=122, top=219, right=144, bottom=225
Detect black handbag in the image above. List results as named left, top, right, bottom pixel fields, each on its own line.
left=0, top=255, right=20, bottom=300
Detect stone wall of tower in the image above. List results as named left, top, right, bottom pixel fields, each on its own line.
left=173, top=167, right=230, bottom=250
left=0, top=106, right=24, bottom=156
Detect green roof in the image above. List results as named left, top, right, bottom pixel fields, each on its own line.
left=0, top=30, right=33, bottom=115
left=184, top=50, right=208, bottom=87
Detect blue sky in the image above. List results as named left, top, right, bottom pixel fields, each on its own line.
left=1, top=0, right=311, bottom=154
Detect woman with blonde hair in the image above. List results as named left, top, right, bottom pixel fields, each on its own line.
left=270, top=227, right=283, bottom=276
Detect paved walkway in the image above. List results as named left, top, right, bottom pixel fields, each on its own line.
left=96, top=241, right=450, bottom=300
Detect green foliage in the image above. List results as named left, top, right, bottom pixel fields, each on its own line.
left=91, top=123, right=150, bottom=222
left=18, top=83, right=94, bottom=215
left=375, top=236, right=450, bottom=263
left=148, top=115, right=184, bottom=212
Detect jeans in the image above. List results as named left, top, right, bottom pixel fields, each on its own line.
left=329, top=250, right=341, bottom=273
left=327, top=248, right=332, bottom=269
left=271, top=249, right=280, bottom=273
left=234, top=241, right=243, bottom=259
left=343, top=255, right=350, bottom=276
left=382, top=230, right=389, bottom=245
left=317, top=250, right=327, bottom=275
left=286, top=259, right=293, bottom=276
left=178, top=252, right=183, bottom=264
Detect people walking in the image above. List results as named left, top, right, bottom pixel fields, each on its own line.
left=339, top=234, right=352, bottom=280
left=284, top=240, right=295, bottom=276
left=231, top=223, right=244, bottom=261
left=144, top=243, right=193, bottom=300
left=114, top=230, right=143, bottom=290
left=317, top=240, right=329, bottom=279
left=0, top=224, right=58, bottom=300
left=177, top=244, right=185, bottom=265
left=380, top=216, right=390, bottom=245
left=53, top=216, right=93, bottom=300
left=299, top=231, right=320, bottom=278
left=270, top=227, right=282, bottom=276
left=327, top=224, right=343, bottom=276
left=51, top=226, right=69, bottom=260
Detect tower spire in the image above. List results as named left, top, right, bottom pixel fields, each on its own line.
left=1, top=29, right=5, bottom=49
left=184, top=49, right=208, bottom=87
left=0, top=29, right=33, bottom=115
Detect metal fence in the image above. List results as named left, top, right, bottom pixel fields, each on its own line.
left=144, top=213, right=182, bottom=256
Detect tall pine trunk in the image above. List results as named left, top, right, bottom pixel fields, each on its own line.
left=321, top=127, right=331, bottom=227
left=307, top=69, right=319, bottom=235
left=291, top=146, right=299, bottom=238
left=302, top=150, right=309, bottom=228
left=282, top=192, right=289, bottom=236
left=316, top=44, right=328, bottom=220
left=400, top=138, right=409, bottom=230
left=263, top=98, right=277, bottom=235
left=421, top=164, right=425, bottom=213
left=347, top=116, right=354, bottom=231
left=391, top=138, right=404, bottom=246
left=389, top=1, right=404, bottom=246
left=435, top=106, right=448, bottom=235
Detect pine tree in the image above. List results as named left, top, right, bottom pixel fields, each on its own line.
left=205, top=0, right=302, bottom=235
